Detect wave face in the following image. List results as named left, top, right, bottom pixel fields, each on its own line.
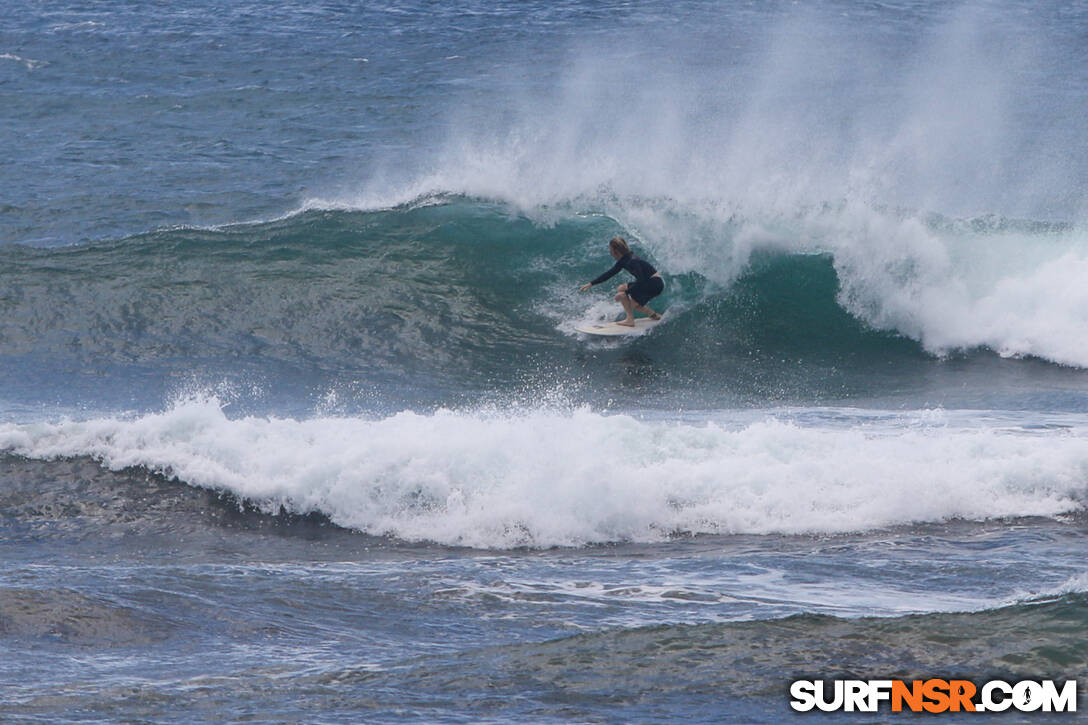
left=4, top=398, right=1087, bottom=548
left=4, top=3, right=1087, bottom=722
left=298, top=0, right=1088, bottom=374
left=3, top=1, right=1087, bottom=411
left=2, top=201, right=1087, bottom=407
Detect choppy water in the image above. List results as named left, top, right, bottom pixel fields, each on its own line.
left=2, top=0, right=1087, bottom=722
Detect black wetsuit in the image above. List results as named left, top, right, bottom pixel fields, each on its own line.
left=590, top=252, right=664, bottom=306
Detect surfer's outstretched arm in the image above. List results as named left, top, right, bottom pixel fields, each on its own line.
left=580, top=258, right=625, bottom=292
left=579, top=237, right=662, bottom=323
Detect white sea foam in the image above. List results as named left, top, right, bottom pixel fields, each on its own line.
left=302, top=3, right=1088, bottom=368
left=0, top=53, right=46, bottom=70
left=1001, top=573, right=1088, bottom=610
left=2, top=398, right=1086, bottom=549
left=48, top=21, right=106, bottom=33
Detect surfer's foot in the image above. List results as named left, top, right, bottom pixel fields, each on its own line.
left=617, top=318, right=636, bottom=327
left=648, top=312, right=661, bottom=320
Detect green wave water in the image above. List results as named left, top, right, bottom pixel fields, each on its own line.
left=3, top=198, right=1087, bottom=415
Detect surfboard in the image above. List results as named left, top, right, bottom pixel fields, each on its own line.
left=575, top=316, right=664, bottom=336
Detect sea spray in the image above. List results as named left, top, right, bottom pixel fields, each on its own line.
left=4, top=2, right=1088, bottom=722
left=324, top=3, right=1084, bottom=223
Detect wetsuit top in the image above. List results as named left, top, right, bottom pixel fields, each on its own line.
left=590, top=252, right=657, bottom=286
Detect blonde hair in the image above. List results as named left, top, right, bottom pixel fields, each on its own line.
left=608, top=236, right=631, bottom=257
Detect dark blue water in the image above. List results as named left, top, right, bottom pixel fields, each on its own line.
left=2, top=1, right=1088, bottom=722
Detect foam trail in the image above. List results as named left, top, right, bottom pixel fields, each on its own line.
left=3, top=398, right=1087, bottom=548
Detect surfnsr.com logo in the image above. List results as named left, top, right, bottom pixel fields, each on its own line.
left=790, top=679, right=1078, bottom=713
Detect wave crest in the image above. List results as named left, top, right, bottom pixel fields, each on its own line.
left=3, top=397, right=1086, bottom=548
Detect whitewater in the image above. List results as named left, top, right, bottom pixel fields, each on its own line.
left=3, top=398, right=1087, bottom=548
left=2, top=0, right=1087, bottom=722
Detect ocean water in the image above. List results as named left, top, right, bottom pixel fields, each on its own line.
left=2, top=0, right=1088, bottom=722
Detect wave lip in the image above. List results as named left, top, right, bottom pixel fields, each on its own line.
left=2, top=398, right=1086, bottom=549
left=5, top=201, right=1088, bottom=389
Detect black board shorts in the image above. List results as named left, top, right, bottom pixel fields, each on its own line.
left=626, top=276, right=664, bottom=306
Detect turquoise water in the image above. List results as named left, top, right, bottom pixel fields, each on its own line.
left=2, top=1, right=1088, bottom=722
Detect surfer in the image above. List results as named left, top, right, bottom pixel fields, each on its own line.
left=579, top=237, right=663, bottom=326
